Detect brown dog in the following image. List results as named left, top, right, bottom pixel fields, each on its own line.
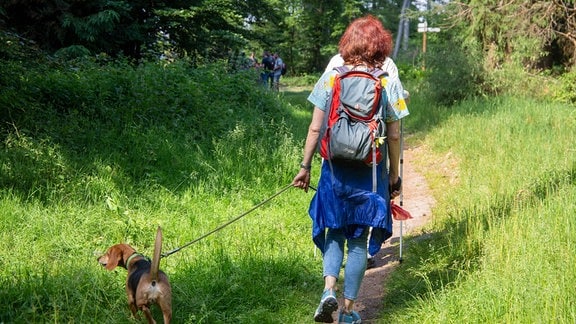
left=98, top=226, right=172, bottom=324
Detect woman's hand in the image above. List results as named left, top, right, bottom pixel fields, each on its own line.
left=389, top=176, right=402, bottom=199
left=292, top=169, right=311, bottom=192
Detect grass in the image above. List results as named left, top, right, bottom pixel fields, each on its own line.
left=381, top=95, right=576, bottom=323
left=1, top=57, right=576, bottom=323
left=0, top=60, right=322, bottom=323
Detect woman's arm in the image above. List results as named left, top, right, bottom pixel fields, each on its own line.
left=292, top=107, right=325, bottom=192
left=386, top=120, right=401, bottom=197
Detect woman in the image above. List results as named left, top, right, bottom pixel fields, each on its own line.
left=292, top=15, right=409, bottom=324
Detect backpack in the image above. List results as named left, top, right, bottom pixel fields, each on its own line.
left=281, top=63, right=287, bottom=76
left=318, top=66, right=388, bottom=165
left=263, top=56, right=275, bottom=71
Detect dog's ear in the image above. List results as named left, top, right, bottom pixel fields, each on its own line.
left=104, top=247, right=121, bottom=270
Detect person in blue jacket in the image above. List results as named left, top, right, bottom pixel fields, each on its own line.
left=292, top=15, right=409, bottom=324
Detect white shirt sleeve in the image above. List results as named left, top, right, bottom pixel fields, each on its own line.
left=382, top=57, right=399, bottom=79
left=325, top=54, right=344, bottom=72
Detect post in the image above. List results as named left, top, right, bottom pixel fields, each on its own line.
left=422, top=31, right=427, bottom=70
left=417, top=21, right=440, bottom=71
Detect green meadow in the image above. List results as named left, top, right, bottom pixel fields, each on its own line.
left=384, top=95, right=576, bottom=323
left=1, top=59, right=576, bottom=323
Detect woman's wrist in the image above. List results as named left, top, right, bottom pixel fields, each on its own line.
left=389, top=177, right=402, bottom=192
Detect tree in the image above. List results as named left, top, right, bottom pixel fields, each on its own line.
left=452, top=0, right=576, bottom=69
left=288, top=0, right=404, bottom=72
left=1, top=0, right=157, bottom=58
left=0, top=0, right=277, bottom=61
left=0, top=0, right=410, bottom=73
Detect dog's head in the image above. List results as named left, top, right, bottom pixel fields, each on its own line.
left=97, top=244, right=136, bottom=271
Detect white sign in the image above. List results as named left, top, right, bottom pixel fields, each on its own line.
left=418, top=27, right=441, bottom=33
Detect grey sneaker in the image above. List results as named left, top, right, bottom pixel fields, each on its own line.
left=314, top=289, right=338, bottom=323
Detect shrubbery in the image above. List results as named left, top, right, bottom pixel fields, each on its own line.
left=0, top=57, right=299, bottom=202
left=556, top=68, right=576, bottom=104
left=418, top=39, right=483, bottom=106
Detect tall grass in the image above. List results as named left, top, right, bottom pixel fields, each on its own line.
left=0, top=59, right=322, bottom=323
left=382, top=96, right=576, bottom=323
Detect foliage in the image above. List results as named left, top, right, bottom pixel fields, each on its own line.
left=0, top=0, right=407, bottom=74
left=554, top=67, right=576, bottom=104
left=415, top=34, right=483, bottom=106
left=1, top=0, right=157, bottom=58
left=154, top=0, right=276, bottom=64
left=405, top=0, right=575, bottom=102
left=0, top=30, right=46, bottom=63
left=2, top=0, right=576, bottom=80
left=383, top=96, right=576, bottom=323
left=0, top=58, right=299, bottom=201
left=451, top=0, right=576, bottom=69
left=0, top=0, right=276, bottom=62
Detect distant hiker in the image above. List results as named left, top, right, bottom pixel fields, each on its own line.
left=261, top=51, right=275, bottom=88
left=272, top=52, right=284, bottom=91
left=248, top=51, right=258, bottom=68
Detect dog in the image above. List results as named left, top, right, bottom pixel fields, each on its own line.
left=98, top=226, right=172, bottom=324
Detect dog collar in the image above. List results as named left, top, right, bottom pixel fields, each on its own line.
left=126, top=252, right=141, bottom=267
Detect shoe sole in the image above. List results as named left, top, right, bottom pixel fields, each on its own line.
left=314, top=297, right=338, bottom=323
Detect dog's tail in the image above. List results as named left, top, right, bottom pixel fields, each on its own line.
left=151, top=226, right=163, bottom=283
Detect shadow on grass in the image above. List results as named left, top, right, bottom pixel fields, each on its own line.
left=381, top=162, right=576, bottom=317
left=170, top=253, right=319, bottom=322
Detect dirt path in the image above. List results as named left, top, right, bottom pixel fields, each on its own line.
left=333, top=145, right=436, bottom=323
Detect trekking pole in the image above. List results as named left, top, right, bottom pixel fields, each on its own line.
left=372, top=130, right=378, bottom=193
left=399, top=117, right=405, bottom=263
left=399, top=90, right=409, bottom=263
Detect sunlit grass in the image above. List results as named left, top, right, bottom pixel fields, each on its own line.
left=0, top=61, right=322, bottom=323
left=382, top=96, right=576, bottom=323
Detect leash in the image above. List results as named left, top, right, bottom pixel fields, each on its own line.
left=161, top=183, right=294, bottom=258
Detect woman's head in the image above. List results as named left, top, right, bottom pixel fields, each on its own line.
left=339, top=15, right=393, bottom=68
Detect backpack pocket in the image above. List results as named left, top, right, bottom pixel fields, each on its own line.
left=328, top=115, right=373, bottom=161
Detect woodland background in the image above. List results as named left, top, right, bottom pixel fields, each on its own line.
left=2, top=0, right=575, bottom=77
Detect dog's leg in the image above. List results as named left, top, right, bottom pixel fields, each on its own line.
left=126, top=287, right=140, bottom=319
left=129, top=302, right=140, bottom=320
left=159, top=299, right=172, bottom=324
left=141, top=305, right=156, bottom=324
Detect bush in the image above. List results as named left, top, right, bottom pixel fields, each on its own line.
left=555, top=68, right=576, bottom=104
left=419, top=39, right=483, bottom=106
left=0, top=57, right=296, bottom=201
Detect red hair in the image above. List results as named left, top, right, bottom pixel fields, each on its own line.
left=338, top=15, right=393, bottom=68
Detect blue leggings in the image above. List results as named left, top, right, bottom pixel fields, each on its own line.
left=322, top=227, right=368, bottom=300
